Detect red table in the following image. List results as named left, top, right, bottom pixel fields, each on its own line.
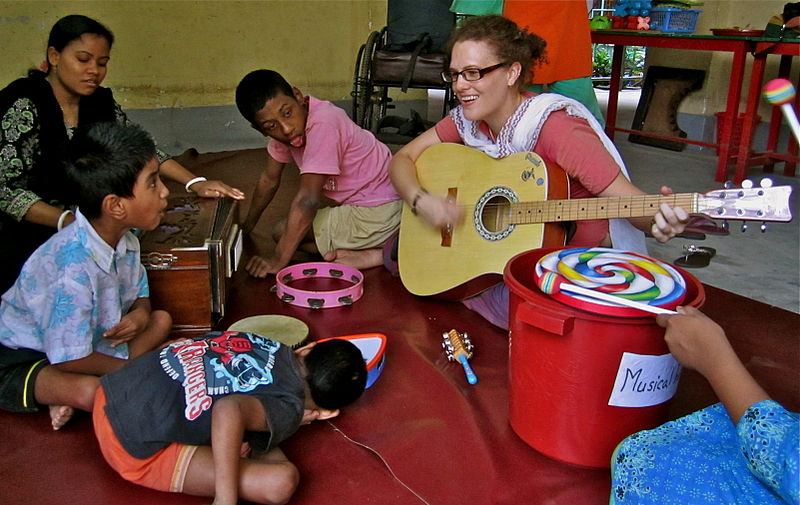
left=591, top=30, right=788, bottom=184
left=735, top=40, right=800, bottom=184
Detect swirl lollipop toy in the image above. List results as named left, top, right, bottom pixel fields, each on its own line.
left=763, top=78, right=800, bottom=144
left=534, top=247, right=686, bottom=317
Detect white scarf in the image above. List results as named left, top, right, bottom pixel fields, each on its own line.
left=449, top=93, right=647, bottom=254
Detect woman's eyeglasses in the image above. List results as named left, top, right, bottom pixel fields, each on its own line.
left=441, top=62, right=508, bottom=83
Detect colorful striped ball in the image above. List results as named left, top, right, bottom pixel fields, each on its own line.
left=763, top=78, right=796, bottom=106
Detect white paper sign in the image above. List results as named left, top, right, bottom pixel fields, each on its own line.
left=608, top=352, right=682, bottom=407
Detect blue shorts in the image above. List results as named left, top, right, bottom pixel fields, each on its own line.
left=0, top=342, right=48, bottom=413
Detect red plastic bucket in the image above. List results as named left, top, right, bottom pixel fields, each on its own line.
left=504, top=247, right=705, bottom=468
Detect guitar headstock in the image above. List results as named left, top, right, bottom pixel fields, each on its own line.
left=442, top=329, right=473, bottom=361
left=697, top=181, right=793, bottom=222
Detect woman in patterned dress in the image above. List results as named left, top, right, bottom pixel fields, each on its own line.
left=0, top=14, right=244, bottom=292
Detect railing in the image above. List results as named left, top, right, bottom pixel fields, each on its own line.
left=590, top=0, right=617, bottom=17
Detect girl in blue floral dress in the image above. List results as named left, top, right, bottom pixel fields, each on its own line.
left=611, top=306, right=799, bottom=505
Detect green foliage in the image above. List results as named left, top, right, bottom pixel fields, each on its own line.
left=624, top=45, right=646, bottom=72
left=592, top=44, right=613, bottom=77
left=592, top=44, right=646, bottom=88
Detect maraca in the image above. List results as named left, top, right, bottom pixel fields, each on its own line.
left=442, top=329, right=478, bottom=385
left=763, top=78, right=800, bottom=144
left=537, top=271, right=677, bottom=316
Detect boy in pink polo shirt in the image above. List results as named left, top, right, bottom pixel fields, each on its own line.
left=235, top=69, right=401, bottom=276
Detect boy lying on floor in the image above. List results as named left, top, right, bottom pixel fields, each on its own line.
left=93, top=332, right=366, bottom=505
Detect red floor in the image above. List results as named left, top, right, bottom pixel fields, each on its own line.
left=2, top=266, right=798, bottom=505
left=2, top=150, right=797, bottom=504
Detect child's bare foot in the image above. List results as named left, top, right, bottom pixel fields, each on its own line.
left=323, top=248, right=382, bottom=270
left=49, top=405, right=74, bottom=430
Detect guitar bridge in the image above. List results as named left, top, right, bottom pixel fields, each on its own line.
left=441, top=187, right=458, bottom=247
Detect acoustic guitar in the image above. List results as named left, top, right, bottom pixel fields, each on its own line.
left=397, top=143, right=793, bottom=299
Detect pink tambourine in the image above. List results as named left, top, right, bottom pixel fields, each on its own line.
left=274, top=262, right=364, bottom=309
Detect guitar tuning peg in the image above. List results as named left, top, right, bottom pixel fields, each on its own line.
left=722, top=221, right=729, bottom=231
left=761, top=222, right=768, bottom=233
left=741, top=222, right=748, bottom=232
left=741, top=179, right=753, bottom=189
left=760, top=178, right=773, bottom=188
left=723, top=180, right=733, bottom=189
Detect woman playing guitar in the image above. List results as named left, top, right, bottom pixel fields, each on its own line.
left=388, top=15, right=690, bottom=330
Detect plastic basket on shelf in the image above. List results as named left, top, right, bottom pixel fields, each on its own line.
left=649, top=7, right=702, bottom=33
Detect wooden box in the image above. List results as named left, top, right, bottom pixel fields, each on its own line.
left=139, top=196, right=242, bottom=334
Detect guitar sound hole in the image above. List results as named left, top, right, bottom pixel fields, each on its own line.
left=481, top=196, right=511, bottom=233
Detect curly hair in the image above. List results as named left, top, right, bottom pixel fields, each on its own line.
left=445, top=15, right=547, bottom=87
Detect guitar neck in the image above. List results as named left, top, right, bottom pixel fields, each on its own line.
left=399, top=143, right=792, bottom=298
left=507, top=193, right=699, bottom=224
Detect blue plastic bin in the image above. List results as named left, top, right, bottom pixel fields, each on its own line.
left=649, top=8, right=702, bottom=33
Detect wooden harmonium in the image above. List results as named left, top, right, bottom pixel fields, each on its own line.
left=139, top=196, right=242, bottom=334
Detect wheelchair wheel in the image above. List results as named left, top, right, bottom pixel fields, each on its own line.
left=351, top=30, right=383, bottom=131
left=351, top=42, right=368, bottom=124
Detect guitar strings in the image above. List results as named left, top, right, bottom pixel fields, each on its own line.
left=445, top=194, right=696, bottom=210
left=326, top=420, right=433, bottom=505
left=439, top=193, right=697, bottom=224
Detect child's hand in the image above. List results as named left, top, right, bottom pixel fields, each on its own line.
left=103, top=310, right=149, bottom=347
left=246, top=254, right=285, bottom=278
left=658, top=307, right=771, bottom=423
left=656, top=306, right=736, bottom=377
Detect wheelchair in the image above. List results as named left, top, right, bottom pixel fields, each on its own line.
left=350, top=27, right=453, bottom=135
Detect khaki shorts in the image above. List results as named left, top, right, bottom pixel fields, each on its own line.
left=93, top=386, right=198, bottom=493
left=313, top=200, right=402, bottom=256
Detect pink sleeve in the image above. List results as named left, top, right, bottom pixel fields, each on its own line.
left=300, top=122, right=343, bottom=175
left=434, top=116, right=462, bottom=144
left=533, top=110, right=620, bottom=195
left=267, top=138, right=291, bottom=164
